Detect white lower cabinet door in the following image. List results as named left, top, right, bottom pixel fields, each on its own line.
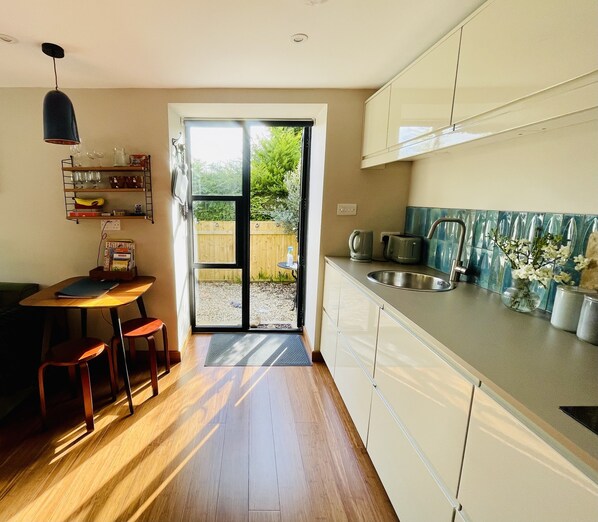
left=367, top=390, right=455, bottom=522
left=376, top=310, right=474, bottom=496
left=319, top=309, right=338, bottom=376
left=458, top=388, right=598, bottom=522
left=337, top=279, right=380, bottom=378
left=334, top=334, right=373, bottom=445
left=322, top=262, right=342, bottom=324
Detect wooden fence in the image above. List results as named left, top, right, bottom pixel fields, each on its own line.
left=195, top=221, right=298, bottom=281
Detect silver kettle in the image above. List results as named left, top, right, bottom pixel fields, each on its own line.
left=349, top=230, right=373, bottom=262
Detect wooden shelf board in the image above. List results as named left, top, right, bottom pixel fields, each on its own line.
left=62, top=166, right=144, bottom=172
left=64, top=188, right=145, bottom=193
left=67, top=215, right=150, bottom=220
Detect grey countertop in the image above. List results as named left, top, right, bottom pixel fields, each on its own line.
left=326, top=256, right=598, bottom=482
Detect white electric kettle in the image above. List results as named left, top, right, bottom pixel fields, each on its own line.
left=349, top=230, right=373, bottom=262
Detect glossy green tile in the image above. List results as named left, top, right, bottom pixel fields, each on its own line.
left=525, top=213, right=544, bottom=242
left=581, top=215, right=598, bottom=255
left=473, top=211, right=486, bottom=248
left=482, top=211, right=499, bottom=250
left=510, top=212, right=527, bottom=240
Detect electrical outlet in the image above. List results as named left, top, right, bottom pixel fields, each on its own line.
left=101, top=219, right=121, bottom=231
left=337, top=203, right=357, bottom=216
left=380, top=231, right=402, bottom=242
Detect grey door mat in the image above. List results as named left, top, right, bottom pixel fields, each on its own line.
left=205, top=333, right=311, bottom=367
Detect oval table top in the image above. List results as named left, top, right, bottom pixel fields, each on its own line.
left=20, top=276, right=156, bottom=309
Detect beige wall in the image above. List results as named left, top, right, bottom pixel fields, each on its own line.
left=408, top=119, right=598, bottom=214
left=0, top=87, right=411, bottom=352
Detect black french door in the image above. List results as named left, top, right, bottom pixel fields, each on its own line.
left=186, top=120, right=311, bottom=332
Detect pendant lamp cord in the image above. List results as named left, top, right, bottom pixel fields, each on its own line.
left=52, top=57, right=58, bottom=90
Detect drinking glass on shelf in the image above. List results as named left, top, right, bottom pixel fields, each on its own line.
left=83, top=171, right=94, bottom=189
left=94, top=151, right=104, bottom=167
left=72, top=171, right=83, bottom=188
left=70, top=144, right=83, bottom=166
left=86, top=151, right=97, bottom=167
left=92, top=171, right=101, bottom=188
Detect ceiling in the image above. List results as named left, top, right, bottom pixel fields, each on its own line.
left=1, top=0, right=485, bottom=90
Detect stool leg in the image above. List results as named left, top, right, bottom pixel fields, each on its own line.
left=105, top=345, right=118, bottom=400
left=129, top=338, right=137, bottom=364
left=79, top=362, right=94, bottom=431
left=38, top=364, right=48, bottom=426
left=147, top=335, right=158, bottom=396
left=68, top=366, right=78, bottom=397
left=162, top=323, right=170, bottom=373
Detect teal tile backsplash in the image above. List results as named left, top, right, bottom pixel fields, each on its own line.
left=405, top=207, right=598, bottom=312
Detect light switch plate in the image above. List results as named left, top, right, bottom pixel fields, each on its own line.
left=337, top=203, right=357, bottom=216
left=101, top=219, right=121, bottom=231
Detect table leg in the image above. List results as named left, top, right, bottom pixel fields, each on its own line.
left=136, top=296, right=148, bottom=318
left=110, top=308, right=135, bottom=414
left=80, top=309, right=88, bottom=337
left=40, top=311, right=54, bottom=361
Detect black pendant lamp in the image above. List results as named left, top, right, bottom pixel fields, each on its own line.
left=42, top=42, right=80, bottom=145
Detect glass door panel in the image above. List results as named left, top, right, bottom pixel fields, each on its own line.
left=189, top=126, right=243, bottom=196
left=195, top=268, right=243, bottom=327
left=248, top=126, right=302, bottom=330
left=192, top=201, right=236, bottom=264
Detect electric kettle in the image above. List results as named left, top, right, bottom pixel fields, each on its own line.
left=349, top=230, right=373, bottom=262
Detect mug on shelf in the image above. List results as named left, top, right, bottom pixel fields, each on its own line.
left=109, top=176, right=123, bottom=189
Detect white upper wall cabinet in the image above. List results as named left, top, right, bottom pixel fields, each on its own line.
left=361, top=0, right=598, bottom=167
left=386, top=31, right=461, bottom=149
left=453, top=0, right=598, bottom=124
left=362, top=85, right=391, bottom=158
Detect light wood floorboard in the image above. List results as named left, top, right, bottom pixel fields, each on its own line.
left=0, top=334, right=398, bottom=522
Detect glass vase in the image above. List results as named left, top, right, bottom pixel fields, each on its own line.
left=501, top=276, right=541, bottom=313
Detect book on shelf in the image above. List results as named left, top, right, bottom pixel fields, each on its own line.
left=69, top=210, right=102, bottom=218
left=103, top=239, right=136, bottom=272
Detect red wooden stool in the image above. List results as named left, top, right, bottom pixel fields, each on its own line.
left=112, top=318, right=169, bottom=396
left=38, top=337, right=117, bottom=431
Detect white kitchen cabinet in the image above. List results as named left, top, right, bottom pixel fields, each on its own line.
left=386, top=30, right=461, bottom=148
left=337, top=278, right=380, bottom=377
left=375, top=309, right=474, bottom=496
left=458, top=387, right=598, bottom=522
left=362, top=85, right=391, bottom=159
left=334, top=333, right=373, bottom=444
left=368, top=390, right=456, bottom=522
left=322, top=262, right=342, bottom=325
left=319, top=309, right=338, bottom=376
left=453, top=0, right=598, bottom=124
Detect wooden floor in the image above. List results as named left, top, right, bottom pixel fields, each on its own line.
left=0, top=334, right=398, bottom=522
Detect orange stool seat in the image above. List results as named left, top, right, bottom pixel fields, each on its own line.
left=38, top=337, right=117, bottom=431
left=112, top=317, right=169, bottom=396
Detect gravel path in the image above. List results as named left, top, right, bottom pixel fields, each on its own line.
left=196, top=281, right=297, bottom=328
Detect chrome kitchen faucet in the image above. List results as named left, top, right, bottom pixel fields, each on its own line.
left=427, top=218, right=467, bottom=283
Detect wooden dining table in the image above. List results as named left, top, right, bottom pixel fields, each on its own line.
left=20, top=276, right=156, bottom=415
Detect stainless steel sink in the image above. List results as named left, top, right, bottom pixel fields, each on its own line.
left=367, top=270, right=454, bottom=292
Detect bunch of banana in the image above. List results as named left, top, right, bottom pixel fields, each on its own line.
left=73, top=197, right=105, bottom=207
